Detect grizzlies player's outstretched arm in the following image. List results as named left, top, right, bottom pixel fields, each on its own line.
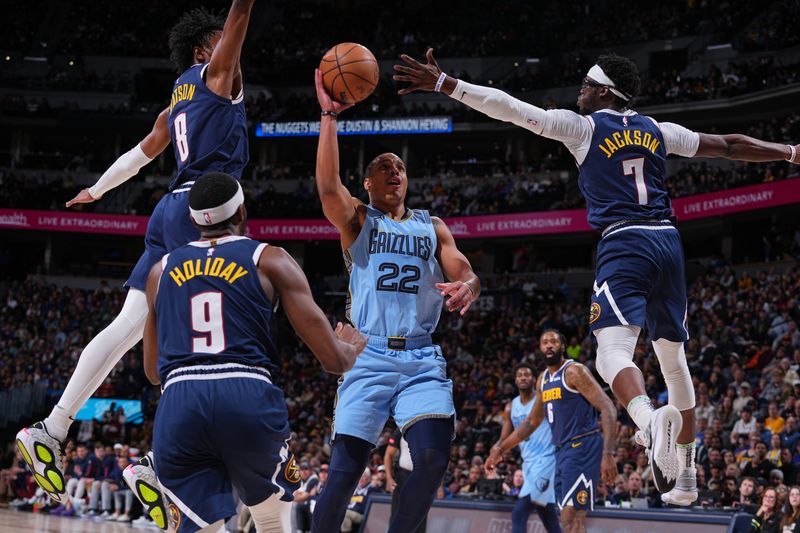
left=487, top=374, right=545, bottom=472
left=67, top=108, right=170, bottom=207
left=498, top=401, right=514, bottom=443
left=258, top=246, right=367, bottom=374
left=432, top=217, right=481, bottom=316
left=314, top=69, right=365, bottom=249
left=205, top=0, right=255, bottom=99
left=564, top=363, right=618, bottom=485
left=143, top=261, right=164, bottom=386
left=694, top=132, right=799, bottom=164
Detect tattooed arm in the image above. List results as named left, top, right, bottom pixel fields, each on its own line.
left=564, top=362, right=618, bottom=485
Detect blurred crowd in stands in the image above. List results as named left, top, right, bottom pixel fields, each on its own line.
left=2, top=259, right=800, bottom=524
left=1, top=139, right=798, bottom=221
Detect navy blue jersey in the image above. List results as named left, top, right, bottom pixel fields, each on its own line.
left=155, top=236, right=277, bottom=382
left=541, top=361, right=599, bottom=447
left=167, top=63, right=248, bottom=190
left=579, top=112, right=670, bottom=230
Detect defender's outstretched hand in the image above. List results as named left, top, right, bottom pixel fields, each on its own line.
left=314, top=69, right=354, bottom=114
left=66, top=189, right=99, bottom=207
left=436, top=281, right=477, bottom=316
left=394, top=48, right=444, bottom=95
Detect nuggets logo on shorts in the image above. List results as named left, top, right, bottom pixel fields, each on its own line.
left=589, top=302, right=601, bottom=324
left=169, top=503, right=181, bottom=531
left=285, top=455, right=301, bottom=484
left=576, top=490, right=588, bottom=506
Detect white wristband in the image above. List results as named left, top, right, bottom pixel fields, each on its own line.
left=787, top=145, right=797, bottom=163
left=434, top=72, right=447, bottom=93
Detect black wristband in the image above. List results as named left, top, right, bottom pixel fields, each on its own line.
left=321, top=110, right=338, bottom=118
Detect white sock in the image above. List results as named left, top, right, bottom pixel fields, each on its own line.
left=677, top=442, right=696, bottom=472
left=43, top=290, right=148, bottom=441
left=627, top=395, right=654, bottom=432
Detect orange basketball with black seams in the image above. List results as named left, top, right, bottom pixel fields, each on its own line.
left=320, top=43, right=379, bottom=104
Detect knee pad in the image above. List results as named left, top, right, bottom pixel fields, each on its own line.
left=249, top=496, right=291, bottom=533
left=652, top=338, right=695, bottom=411
left=593, top=326, right=641, bottom=386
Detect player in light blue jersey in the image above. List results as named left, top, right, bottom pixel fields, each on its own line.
left=17, top=1, right=256, bottom=522
left=310, top=69, right=481, bottom=533
left=487, top=331, right=618, bottom=533
left=496, top=363, right=561, bottom=533
left=395, top=49, right=799, bottom=507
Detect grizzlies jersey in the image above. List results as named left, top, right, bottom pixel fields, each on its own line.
left=511, top=395, right=553, bottom=464
left=541, top=361, right=599, bottom=446
left=167, top=63, right=248, bottom=190
left=579, top=111, right=669, bottom=230
left=155, top=235, right=278, bottom=382
left=345, top=206, right=443, bottom=338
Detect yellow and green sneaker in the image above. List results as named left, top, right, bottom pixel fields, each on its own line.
left=16, top=422, right=66, bottom=503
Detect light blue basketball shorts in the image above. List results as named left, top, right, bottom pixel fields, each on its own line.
left=520, top=456, right=556, bottom=505
left=332, top=337, right=455, bottom=445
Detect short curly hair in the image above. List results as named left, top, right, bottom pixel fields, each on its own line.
left=168, top=7, right=225, bottom=73
left=596, top=54, right=641, bottom=106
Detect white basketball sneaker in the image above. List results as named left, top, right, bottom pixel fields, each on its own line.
left=16, top=422, right=66, bottom=503
left=661, top=468, right=699, bottom=506
left=123, top=451, right=168, bottom=530
left=639, top=405, right=682, bottom=493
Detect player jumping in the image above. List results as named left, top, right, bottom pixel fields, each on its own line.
left=395, top=49, right=800, bottom=505
left=486, top=331, right=618, bottom=533
left=309, top=68, right=481, bottom=533
left=17, top=1, right=255, bottom=526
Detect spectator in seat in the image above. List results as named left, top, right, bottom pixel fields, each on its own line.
left=748, top=487, right=782, bottom=533
left=744, top=442, right=779, bottom=481
left=734, top=407, right=759, bottom=446
left=110, top=456, right=133, bottom=522
left=767, top=402, right=786, bottom=435
left=293, top=462, right=319, bottom=533
left=780, top=486, right=800, bottom=533
left=341, top=468, right=376, bottom=533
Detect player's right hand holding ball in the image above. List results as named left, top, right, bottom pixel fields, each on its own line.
left=314, top=69, right=354, bottom=115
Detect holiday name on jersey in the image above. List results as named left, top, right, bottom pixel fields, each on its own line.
left=597, top=129, right=660, bottom=158
left=169, top=83, right=196, bottom=114
left=168, top=257, right=249, bottom=287
left=368, top=228, right=433, bottom=261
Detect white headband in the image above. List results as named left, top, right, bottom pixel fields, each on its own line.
left=587, top=64, right=631, bottom=101
left=189, top=181, right=244, bottom=226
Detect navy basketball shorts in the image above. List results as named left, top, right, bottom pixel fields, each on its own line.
left=555, top=431, right=602, bottom=511
left=589, top=220, right=689, bottom=342
left=153, top=364, right=300, bottom=533
left=126, top=185, right=200, bottom=291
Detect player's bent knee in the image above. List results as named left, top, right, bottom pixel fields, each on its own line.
left=249, top=496, right=291, bottom=533
left=593, top=325, right=640, bottom=385
left=652, top=338, right=695, bottom=411
left=413, top=447, right=449, bottom=474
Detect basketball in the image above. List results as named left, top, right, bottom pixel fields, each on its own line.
left=319, top=43, right=379, bottom=104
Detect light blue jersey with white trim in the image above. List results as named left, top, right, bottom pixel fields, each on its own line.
left=344, top=206, right=443, bottom=338
left=511, top=395, right=554, bottom=464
